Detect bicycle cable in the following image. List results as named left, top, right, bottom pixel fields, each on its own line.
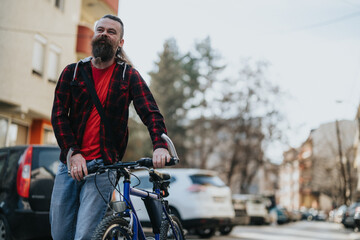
left=130, top=172, right=141, bottom=188
left=105, top=168, right=133, bottom=211
left=94, top=171, right=112, bottom=207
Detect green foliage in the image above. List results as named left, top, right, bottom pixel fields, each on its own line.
left=149, top=39, right=186, bottom=125
left=148, top=39, right=198, bottom=165
left=122, top=112, right=153, bottom=162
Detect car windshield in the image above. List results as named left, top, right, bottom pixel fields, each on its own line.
left=190, top=174, right=225, bottom=187
left=33, top=147, right=60, bottom=175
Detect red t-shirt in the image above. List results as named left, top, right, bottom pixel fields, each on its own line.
left=81, top=62, right=116, bottom=160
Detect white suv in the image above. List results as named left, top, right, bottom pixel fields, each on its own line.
left=128, top=168, right=235, bottom=238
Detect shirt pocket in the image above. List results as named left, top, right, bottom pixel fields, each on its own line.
left=70, top=81, right=89, bottom=102
left=118, top=81, right=129, bottom=101
left=108, top=80, right=129, bottom=111
left=119, top=80, right=129, bottom=91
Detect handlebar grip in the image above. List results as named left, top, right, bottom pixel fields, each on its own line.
left=165, top=157, right=179, bottom=166
left=137, top=157, right=153, bottom=167
left=137, top=157, right=179, bottom=167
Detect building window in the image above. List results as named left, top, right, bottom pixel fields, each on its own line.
left=55, top=0, right=65, bottom=11
left=0, top=117, right=28, bottom=147
left=44, top=128, right=57, bottom=145
left=48, top=44, right=61, bottom=83
left=8, top=123, right=28, bottom=146
left=0, top=117, right=8, bottom=147
left=32, top=34, right=47, bottom=76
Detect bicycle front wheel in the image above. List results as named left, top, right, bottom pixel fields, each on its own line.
left=91, top=215, right=132, bottom=240
left=160, top=215, right=185, bottom=240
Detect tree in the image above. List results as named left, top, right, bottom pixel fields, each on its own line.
left=184, top=37, right=226, bottom=169
left=207, top=59, right=284, bottom=193
left=149, top=39, right=197, bottom=165
left=149, top=37, right=226, bottom=169
left=125, top=38, right=203, bottom=165
left=131, top=37, right=286, bottom=195
left=122, top=116, right=153, bottom=162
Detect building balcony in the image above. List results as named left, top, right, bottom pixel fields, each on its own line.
left=81, top=0, right=118, bottom=24
left=77, top=0, right=119, bottom=60
left=76, top=25, right=93, bottom=59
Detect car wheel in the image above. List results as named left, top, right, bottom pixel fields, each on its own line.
left=0, top=214, right=12, bottom=240
left=219, top=225, right=233, bottom=235
left=196, top=227, right=215, bottom=238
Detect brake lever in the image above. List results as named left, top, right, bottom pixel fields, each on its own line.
left=161, top=133, right=179, bottom=159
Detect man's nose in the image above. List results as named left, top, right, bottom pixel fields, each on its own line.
left=100, top=31, right=109, bottom=37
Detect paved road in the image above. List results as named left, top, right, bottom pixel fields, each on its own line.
left=186, top=221, right=360, bottom=240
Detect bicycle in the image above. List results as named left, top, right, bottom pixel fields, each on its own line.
left=85, top=134, right=185, bottom=240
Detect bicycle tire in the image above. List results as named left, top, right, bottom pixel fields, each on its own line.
left=91, top=215, right=132, bottom=240
left=160, top=215, right=185, bottom=240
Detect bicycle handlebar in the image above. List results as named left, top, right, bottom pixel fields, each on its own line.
left=84, top=134, right=179, bottom=179
left=161, top=133, right=179, bottom=159
left=136, top=157, right=178, bottom=168
left=137, top=133, right=180, bottom=167
left=84, top=157, right=178, bottom=179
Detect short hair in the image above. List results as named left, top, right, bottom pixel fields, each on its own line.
left=95, top=14, right=124, bottom=39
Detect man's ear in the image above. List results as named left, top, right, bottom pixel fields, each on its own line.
left=119, top=39, right=124, bottom=48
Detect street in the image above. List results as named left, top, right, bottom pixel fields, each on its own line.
left=187, top=221, right=360, bottom=240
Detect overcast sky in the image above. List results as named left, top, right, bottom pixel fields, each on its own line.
left=118, top=0, right=360, bottom=162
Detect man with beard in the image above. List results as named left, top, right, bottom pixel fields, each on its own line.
left=50, top=15, right=171, bottom=240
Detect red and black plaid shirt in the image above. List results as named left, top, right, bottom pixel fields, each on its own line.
left=51, top=60, right=167, bottom=164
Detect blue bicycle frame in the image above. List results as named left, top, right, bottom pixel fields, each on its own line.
left=89, top=134, right=181, bottom=240
left=118, top=170, right=178, bottom=240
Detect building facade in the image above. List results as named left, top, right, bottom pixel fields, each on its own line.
left=277, top=148, right=300, bottom=211
left=0, top=0, right=118, bottom=147
left=278, top=120, right=358, bottom=211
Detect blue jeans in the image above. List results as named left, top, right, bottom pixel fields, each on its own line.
left=50, top=159, right=116, bottom=240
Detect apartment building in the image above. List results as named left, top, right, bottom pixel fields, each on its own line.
left=277, top=148, right=300, bottom=211
left=0, top=0, right=118, bottom=147
left=278, top=120, right=358, bottom=211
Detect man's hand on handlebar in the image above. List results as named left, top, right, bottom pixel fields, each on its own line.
left=69, top=153, right=88, bottom=181
left=153, top=148, right=171, bottom=168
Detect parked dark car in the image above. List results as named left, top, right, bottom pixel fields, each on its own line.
left=314, top=210, right=327, bottom=221
left=300, top=208, right=321, bottom=221
left=353, top=205, right=360, bottom=230
left=0, top=145, right=60, bottom=240
left=342, top=202, right=360, bottom=229
left=269, top=206, right=290, bottom=224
